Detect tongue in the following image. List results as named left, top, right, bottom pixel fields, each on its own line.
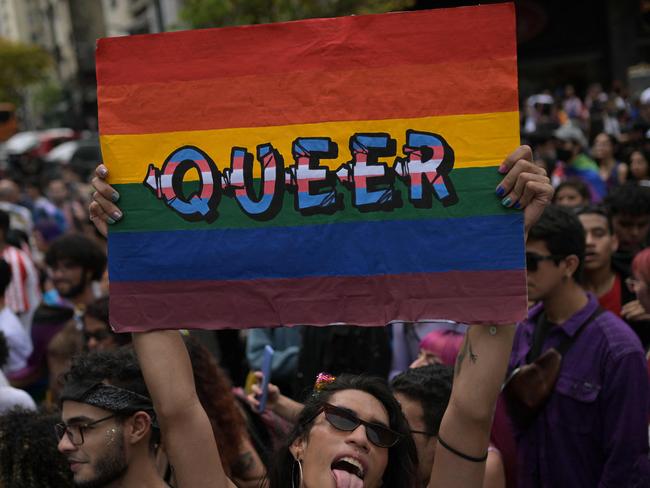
left=332, top=469, right=363, bottom=488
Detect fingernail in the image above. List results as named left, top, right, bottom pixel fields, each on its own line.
left=112, top=211, right=123, bottom=221
left=495, top=185, right=505, bottom=197
left=514, top=201, right=522, bottom=209
left=98, top=166, right=108, bottom=177
left=106, top=217, right=116, bottom=225
left=501, top=196, right=512, bottom=207
left=111, top=191, right=120, bottom=203
left=498, top=163, right=508, bottom=174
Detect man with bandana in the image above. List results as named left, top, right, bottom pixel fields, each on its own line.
left=57, top=347, right=167, bottom=487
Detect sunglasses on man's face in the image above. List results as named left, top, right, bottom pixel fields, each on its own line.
left=525, top=252, right=562, bottom=272
left=315, top=403, right=402, bottom=448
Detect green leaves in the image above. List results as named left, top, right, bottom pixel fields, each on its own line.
left=0, top=37, right=51, bottom=103
left=180, top=0, right=416, bottom=29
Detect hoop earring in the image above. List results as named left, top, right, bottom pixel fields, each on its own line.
left=292, top=458, right=304, bottom=488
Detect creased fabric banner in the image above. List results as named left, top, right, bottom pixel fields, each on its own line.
left=97, top=3, right=526, bottom=331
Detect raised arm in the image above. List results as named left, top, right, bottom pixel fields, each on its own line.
left=132, top=330, right=236, bottom=488
left=91, top=167, right=235, bottom=487
left=429, top=324, right=515, bottom=487
left=429, top=146, right=552, bottom=488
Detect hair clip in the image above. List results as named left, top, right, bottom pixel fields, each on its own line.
left=313, top=372, right=336, bottom=391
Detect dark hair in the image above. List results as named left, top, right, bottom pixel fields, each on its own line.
left=551, top=178, right=591, bottom=205
left=528, top=206, right=586, bottom=282
left=576, top=205, right=613, bottom=234
left=0, top=258, right=11, bottom=295
left=45, top=233, right=107, bottom=280
left=83, top=296, right=131, bottom=347
left=593, top=132, right=617, bottom=150
left=0, top=330, right=8, bottom=369
left=0, top=210, right=9, bottom=235
left=604, top=184, right=650, bottom=217
left=266, top=374, right=418, bottom=488
left=627, top=148, right=650, bottom=182
left=61, top=348, right=158, bottom=448
left=63, top=347, right=150, bottom=407
left=391, top=364, right=453, bottom=436
left=183, top=336, right=247, bottom=478
left=0, top=408, right=74, bottom=487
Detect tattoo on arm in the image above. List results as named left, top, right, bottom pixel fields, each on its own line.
left=455, top=336, right=478, bottom=376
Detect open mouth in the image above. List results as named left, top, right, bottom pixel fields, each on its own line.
left=331, top=457, right=365, bottom=488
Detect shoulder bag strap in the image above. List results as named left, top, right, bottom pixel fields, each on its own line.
left=555, top=306, right=605, bottom=356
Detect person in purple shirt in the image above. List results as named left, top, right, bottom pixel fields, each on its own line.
left=509, top=205, right=650, bottom=487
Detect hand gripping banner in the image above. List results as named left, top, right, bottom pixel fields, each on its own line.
left=97, top=3, right=527, bottom=331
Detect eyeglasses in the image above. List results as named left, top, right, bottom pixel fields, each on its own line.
left=313, top=403, right=402, bottom=448
left=525, top=252, right=562, bottom=272
left=55, top=414, right=116, bottom=446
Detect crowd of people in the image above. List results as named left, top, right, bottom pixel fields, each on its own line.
left=0, top=80, right=648, bottom=488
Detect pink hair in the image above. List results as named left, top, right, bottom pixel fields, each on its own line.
left=419, top=329, right=465, bottom=366
left=632, top=248, right=650, bottom=283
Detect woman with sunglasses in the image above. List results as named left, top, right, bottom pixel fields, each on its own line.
left=90, top=145, right=553, bottom=488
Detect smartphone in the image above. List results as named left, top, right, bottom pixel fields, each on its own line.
left=258, top=345, right=274, bottom=413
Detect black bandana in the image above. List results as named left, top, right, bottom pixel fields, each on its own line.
left=60, top=381, right=155, bottom=419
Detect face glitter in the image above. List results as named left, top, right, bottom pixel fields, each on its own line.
left=105, top=427, right=119, bottom=445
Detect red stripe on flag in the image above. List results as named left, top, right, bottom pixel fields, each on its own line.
left=109, top=269, right=527, bottom=331
left=97, top=5, right=516, bottom=87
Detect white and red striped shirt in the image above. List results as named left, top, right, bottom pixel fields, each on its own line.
left=2, top=246, right=40, bottom=331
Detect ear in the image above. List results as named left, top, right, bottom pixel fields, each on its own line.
left=289, top=436, right=306, bottom=461
left=126, top=411, right=152, bottom=445
left=564, top=254, right=580, bottom=278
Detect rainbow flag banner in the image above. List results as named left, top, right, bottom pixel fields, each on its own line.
left=97, top=3, right=527, bottom=331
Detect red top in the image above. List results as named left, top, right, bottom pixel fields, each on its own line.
left=598, top=273, right=622, bottom=316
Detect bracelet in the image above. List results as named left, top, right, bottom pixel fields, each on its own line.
left=437, top=434, right=488, bottom=463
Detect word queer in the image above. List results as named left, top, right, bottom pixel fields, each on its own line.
left=143, top=129, right=458, bottom=222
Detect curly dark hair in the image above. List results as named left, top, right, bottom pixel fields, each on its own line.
left=391, top=364, right=454, bottom=436
left=183, top=336, right=247, bottom=478
left=0, top=407, right=73, bottom=487
left=62, top=347, right=149, bottom=401
left=45, top=233, right=107, bottom=280
left=266, top=374, right=418, bottom=488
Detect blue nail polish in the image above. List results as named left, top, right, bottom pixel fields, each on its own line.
left=112, top=191, right=120, bottom=203
left=106, top=217, right=116, bottom=225
left=501, top=196, right=512, bottom=207
left=514, top=201, right=521, bottom=209
left=495, top=186, right=505, bottom=197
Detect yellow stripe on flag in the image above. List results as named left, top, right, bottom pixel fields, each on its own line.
left=102, top=111, right=519, bottom=184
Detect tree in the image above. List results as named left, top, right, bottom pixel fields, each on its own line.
left=0, top=38, right=51, bottom=104
left=180, top=0, right=416, bottom=29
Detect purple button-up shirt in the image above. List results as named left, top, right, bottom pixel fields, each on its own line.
left=509, top=293, right=650, bottom=487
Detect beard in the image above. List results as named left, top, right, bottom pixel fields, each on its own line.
left=57, top=272, right=88, bottom=299
left=74, top=436, right=128, bottom=488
